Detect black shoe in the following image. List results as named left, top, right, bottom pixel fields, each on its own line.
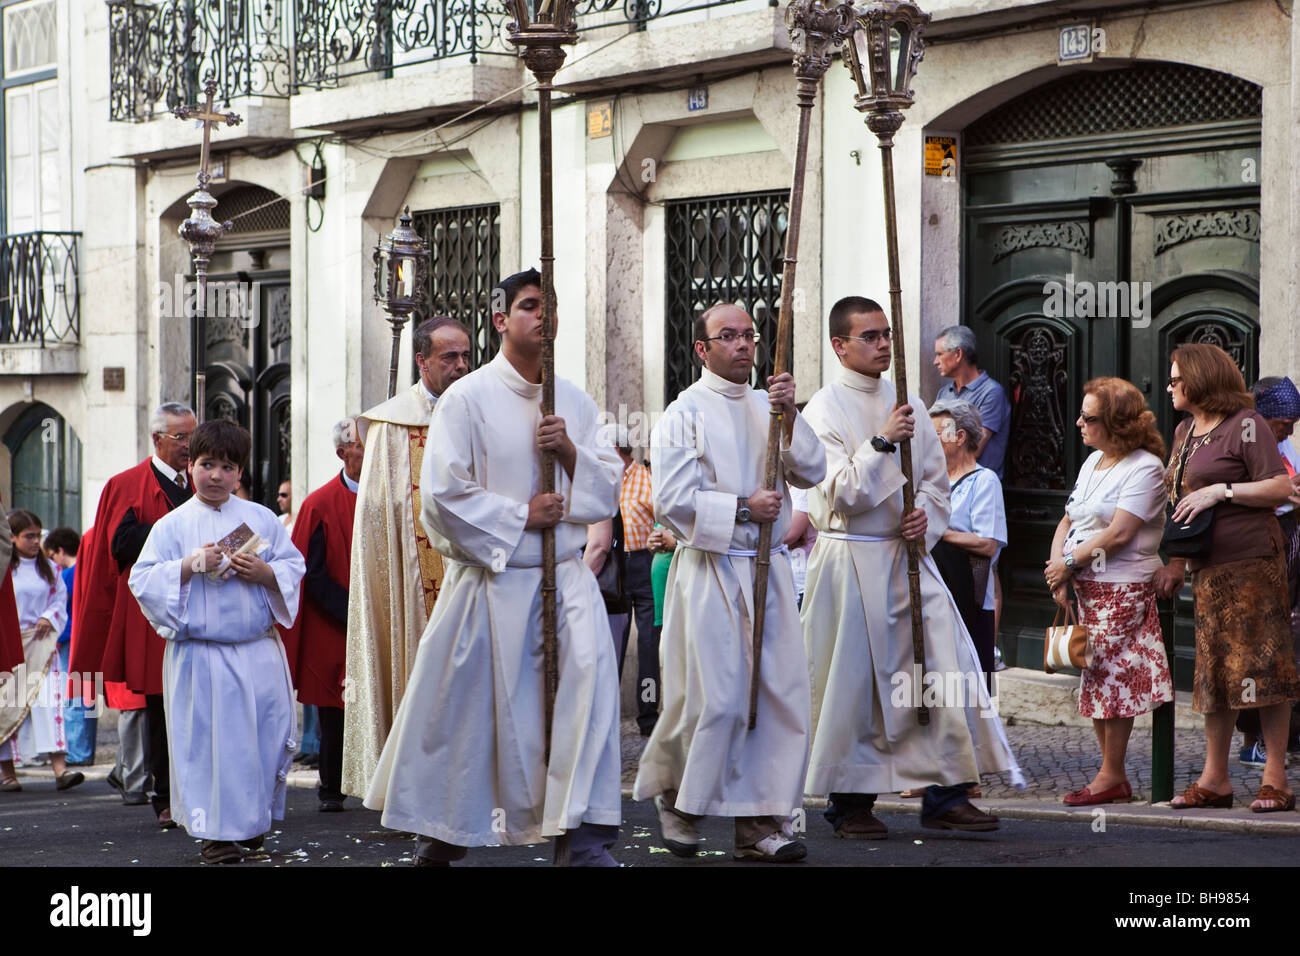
left=319, top=798, right=344, bottom=812
left=106, top=768, right=124, bottom=795
left=55, top=771, right=85, bottom=792
left=236, top=835, right=265, bottom=852
left=157, top=808, right=179, bottom=830
left=121, top=791, right=150, bottom=806
left=200, top=840, right=242, bottom=864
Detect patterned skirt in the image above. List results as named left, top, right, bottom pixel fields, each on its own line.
left=1075, top=580, right=1174, bottom=720
left=1192, top=552, right=1300, bottom=713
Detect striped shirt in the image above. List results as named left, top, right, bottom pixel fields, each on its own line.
left=620, top=460, right=655, bottom=551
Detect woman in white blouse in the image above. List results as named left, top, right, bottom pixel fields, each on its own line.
left=1044, top=378, right=1173, bottom=806
left=0, top=509, right=79, bottom=792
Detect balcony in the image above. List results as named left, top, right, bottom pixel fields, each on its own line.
left=107, top=0, right=775, bottom=126
left=0, top=233, right=81, bottom=375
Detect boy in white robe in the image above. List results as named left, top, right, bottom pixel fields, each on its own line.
left=633, top=303, right=826, bottom=863
left=801, top=296, right=1022, bottom=840
left=130, top=420, right=305, bottom=864
left=365, top=269, right=624, bottom=867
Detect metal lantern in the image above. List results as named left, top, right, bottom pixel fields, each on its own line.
left=506, top=0, right=579, bottom=57
left=842, top=0, right=930, bottom=137
left=373, top=205, right=431, bottom=398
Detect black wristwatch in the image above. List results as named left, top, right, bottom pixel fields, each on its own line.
left=871, top=435, right=897, bottom=454
left=736, top=497, right=752, bottom=523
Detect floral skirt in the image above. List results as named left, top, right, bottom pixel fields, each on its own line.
left=1192, top=552, right=1300, bottom=713
left=1074, top=580, right=1174, bottom=719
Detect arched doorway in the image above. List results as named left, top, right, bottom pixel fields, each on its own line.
left=960, top=63, right=1262, bottom=683
left=193, top=183, right=291, bottom=510
left=4, top=403, right=81, bottom=530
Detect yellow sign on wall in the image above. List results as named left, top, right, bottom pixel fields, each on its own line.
left=924, top=136, right=956, bottom=177
left=587, top=102, right=612, bottom=139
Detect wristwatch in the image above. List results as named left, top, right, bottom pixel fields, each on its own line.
left=1063, top=551, right=1077, bottom=571
left=1224, top=483, right=1234, bottom=501
left=871, top=435, right=897, bottom=454
left=736, top=497, right=752, bottom=523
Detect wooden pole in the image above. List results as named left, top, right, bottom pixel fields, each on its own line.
left=749, top=0, right=854, bottom=730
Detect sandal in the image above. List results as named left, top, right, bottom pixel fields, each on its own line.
left=1250, top=784, right=1296, bottom=813
left=1170, top=783, right=1232, bottom=809
left=0, top=777, right=20, bottom=793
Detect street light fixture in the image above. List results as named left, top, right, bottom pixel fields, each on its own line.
left=373, top=205, right=431, bottom=399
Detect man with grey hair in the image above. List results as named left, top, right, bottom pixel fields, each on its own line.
left=71, top=401, right=197, bottom=829
left=344, top=315, right=472, bottom=799
left=933, top=325, right=1011, bottom=478
left=281, top=417, right=363, bottom=811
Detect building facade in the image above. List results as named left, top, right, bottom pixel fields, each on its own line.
left=8, top=0, right=1293, bottom=673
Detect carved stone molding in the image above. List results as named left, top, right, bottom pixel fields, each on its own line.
left=1153, top=209, right=1260, bottom=255
left=991, top=221, right=1089, bottom=262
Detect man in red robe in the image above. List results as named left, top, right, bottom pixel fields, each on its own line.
left=281, top=418, right=362, bottom=812
left=70, top=402, right=195, bottom=827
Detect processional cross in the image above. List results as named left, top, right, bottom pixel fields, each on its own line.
left=174, top=74, right=243, bottom=423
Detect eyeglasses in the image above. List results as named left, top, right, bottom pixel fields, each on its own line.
left=1168, top=376, right=1183, bottom=388
left=700, top=330, right=759, bottom=345
left=276, top=492, right=290, bottom=499
left=1078, top=413, right=1100, bottom=424
left=157, top=432, right=192, bottom=443
left=841, top=329, right=892, bottom=345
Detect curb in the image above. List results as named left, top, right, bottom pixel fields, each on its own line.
left=619, top=788, right=1300, bottom=835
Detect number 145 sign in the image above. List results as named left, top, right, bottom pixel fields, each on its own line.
left=1059, top=24, right=1106, bottom=63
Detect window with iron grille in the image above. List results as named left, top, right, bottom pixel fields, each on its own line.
left=412, top=203, right=501, bottom=369
left=663, top=190, right=788, bottom=404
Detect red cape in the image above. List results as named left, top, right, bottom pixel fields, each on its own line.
left=0, top=566, right=21, bottom=675
left=69, top=524, right=145, bottom=710
left=279, top=472, right=356, bottom=708
left=70, top=459, right=176, bottom=696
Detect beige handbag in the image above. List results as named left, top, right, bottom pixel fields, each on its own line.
left=1044, top=602, right=1091, bottom=673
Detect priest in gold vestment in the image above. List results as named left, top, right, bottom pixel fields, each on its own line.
left=341, top=316, right=473, bottom=797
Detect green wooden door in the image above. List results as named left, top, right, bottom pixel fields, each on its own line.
left=961, top=64, right=1262, bottom=686
left=6, top=403, right=81, bottom=530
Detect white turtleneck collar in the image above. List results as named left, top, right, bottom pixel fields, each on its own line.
left=838, top=364, right=886, bottom=393
left=491, top=351, right=542, bottom=400
left=699, top=366, right=751, bottom=399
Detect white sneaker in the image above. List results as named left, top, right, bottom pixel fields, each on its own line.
left=654, top=795, right=699, bottom=858
left=734, top=832, right=807, bottom=863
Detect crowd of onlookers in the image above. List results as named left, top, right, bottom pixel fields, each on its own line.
left=586, top=331, right=1300, bottom=811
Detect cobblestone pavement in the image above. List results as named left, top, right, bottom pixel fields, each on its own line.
left=619, top=718, right=1287, bottom=807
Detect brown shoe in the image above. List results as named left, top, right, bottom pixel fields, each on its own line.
left=921, top=801, right=1000, bottom=832
left=834, top=809, right=889, bottom=840
left=200, top=840, right=241, bottom=864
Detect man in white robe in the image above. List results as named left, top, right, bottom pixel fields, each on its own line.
left=633, top=304, right=826, bottom=863
left=801, top=296, right=1022, bottom=839
left=342, top=316, right=472, bottom=797
left=365, top=269, right=624, bottom=866
left=130, top=420, right=305, bottom=864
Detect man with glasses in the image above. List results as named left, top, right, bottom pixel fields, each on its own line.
left=71, top=402, right=196, bottom=830
left=343, top=315, right=472, bottom=801
left=801, top=298, right=1020, bottom=841
left=634, top=303, right=825, bottom=862
left=933, top=325, right=1011, bottom=479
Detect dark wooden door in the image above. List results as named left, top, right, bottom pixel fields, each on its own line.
left=961, top=65, right=1262, bottom=685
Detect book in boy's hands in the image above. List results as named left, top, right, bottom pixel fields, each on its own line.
left=206, top=522, right=267, bottom=583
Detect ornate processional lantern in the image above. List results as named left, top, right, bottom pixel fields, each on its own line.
left=842, top=0, right=932, bottom=723
left=174, top=74, right=242, bottom=423
left=506, top=0, right=578, bottom=776
left=373, top=205, right=432, bottom=399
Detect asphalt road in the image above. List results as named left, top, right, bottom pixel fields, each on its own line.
left=5, top=777, right=1300, bottom=868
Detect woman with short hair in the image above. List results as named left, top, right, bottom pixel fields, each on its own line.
left=1154, top=344, right=1299, bottom=812
left=1044, top=378, right=1173, bottom=805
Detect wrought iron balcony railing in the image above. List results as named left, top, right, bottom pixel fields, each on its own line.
left=108, top=0, right=291, bottom=122
left=0, top=232, right=81, bottom=347
left=108, top=0, right=773, bottom=116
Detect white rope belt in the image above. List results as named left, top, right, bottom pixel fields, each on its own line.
left=724, top=545, right=789, bottom=558
left=817, top=530, right=897, bottom=543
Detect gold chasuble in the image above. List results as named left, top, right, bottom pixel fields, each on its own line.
left=342, top=383, right=445, bottom=797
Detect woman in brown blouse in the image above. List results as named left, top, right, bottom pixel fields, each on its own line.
left=1154, top=344, right=1300, bottom=812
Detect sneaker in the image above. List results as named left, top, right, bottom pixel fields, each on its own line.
left=653, top=795, right=699, bottom=858
left=734, top=832, right=807, bottom=863
left=1238, top=741, right=1267, bottom=769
